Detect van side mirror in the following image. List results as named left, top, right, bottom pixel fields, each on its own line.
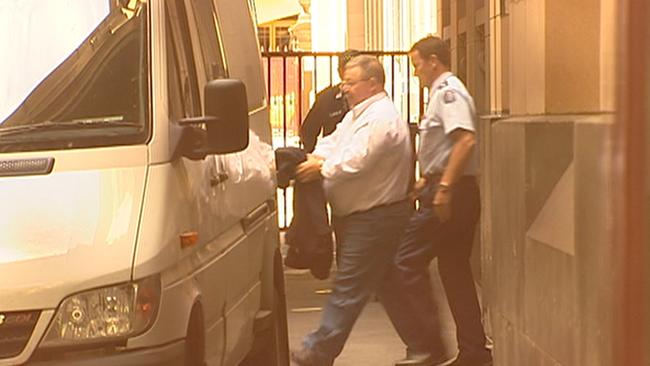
left=174, top=79, right=250, bottom=160
left=204, top=79, right=250, bottom=153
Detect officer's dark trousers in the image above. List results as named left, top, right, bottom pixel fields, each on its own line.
left=394, top=177, right=489, bottom=358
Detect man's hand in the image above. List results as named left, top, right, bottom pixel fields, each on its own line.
left=295, top=155, right=324, bottom=183
left=408, top=177, right=428, bottom=201
left=433, top=188, right=452, bottom=222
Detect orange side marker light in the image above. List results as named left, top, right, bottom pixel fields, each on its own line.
left=180, top=231, right=199, bottom=249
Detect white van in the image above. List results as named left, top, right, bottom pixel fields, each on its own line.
left=0, top=0, right=288, bottom=365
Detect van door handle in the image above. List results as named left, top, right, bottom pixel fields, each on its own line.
left=210, top=173, right=229, bottom=187
left=241, top=201, right=272, bottom=232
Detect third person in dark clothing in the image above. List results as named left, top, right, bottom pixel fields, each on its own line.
left=299, top=49, right=360, bottom=152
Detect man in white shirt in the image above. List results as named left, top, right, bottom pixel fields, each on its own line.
left=390, top=36, right=492, bottom=366
left=290, top=55, right=414, bottom=366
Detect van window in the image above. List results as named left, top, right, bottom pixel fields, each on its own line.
left=166, top=29, right=186, bottom=121
left=165, top=0, right=201, bottom=120
left=0, top=0, right=150, bottom=153
left=213, top=0, right=266, bottom=110
left=188, top=0, right=227, bottom=83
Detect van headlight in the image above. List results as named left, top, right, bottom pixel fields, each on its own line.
left=41, top=275, right=160, bottom=347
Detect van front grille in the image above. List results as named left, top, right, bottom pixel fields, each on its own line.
left=0, top=310, right=40, bottom=359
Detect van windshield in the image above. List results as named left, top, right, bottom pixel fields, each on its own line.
left=0, top=0, right=149, bottom=153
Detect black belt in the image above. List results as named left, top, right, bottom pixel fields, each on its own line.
left=425, top=173, right=476, bottom=184
left=343, top=198, right=409, bottom=217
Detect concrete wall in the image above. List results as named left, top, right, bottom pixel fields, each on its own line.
left=442, top=0, right=490, bottom=114
left=479, top=0, right=618, bottom=365
left=482, top=115, right=614, bottom=366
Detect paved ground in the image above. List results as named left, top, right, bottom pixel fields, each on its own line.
left=284, top=265, right=458, bottom=366
left=285, top=268, right=404, bottom=366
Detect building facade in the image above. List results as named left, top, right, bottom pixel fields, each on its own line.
left=440, top=0, right=649, bottom=365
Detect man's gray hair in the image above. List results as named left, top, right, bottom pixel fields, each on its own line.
left=345, top=55, right=386, bottom=87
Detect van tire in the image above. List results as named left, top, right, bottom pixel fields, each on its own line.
left=185, top=305, right=206, bottom=366
left=240, top=254, right=289, bottom=366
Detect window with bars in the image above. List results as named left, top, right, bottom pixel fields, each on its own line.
left=258, top=26, right=270, bottom=51
left=275, top=26, right=291, bottom=51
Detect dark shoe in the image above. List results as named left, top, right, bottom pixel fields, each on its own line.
left=449, top=351, right=492, bottom=366
left=395, top=351, right=456, bottom=366
left=395, top=351, right=434, bottom=366
left=290, top=347, right=332, bottom=366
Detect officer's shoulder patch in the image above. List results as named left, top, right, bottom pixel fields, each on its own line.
left=443, top=90, right=456, bottom=104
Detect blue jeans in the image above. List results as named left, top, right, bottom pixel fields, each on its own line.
left=302, top=200, right=411, bottom=363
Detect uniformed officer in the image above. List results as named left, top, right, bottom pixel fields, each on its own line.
left=299, top=49, right=360, bottom=152
left=390, top=36, right=493, bottom=366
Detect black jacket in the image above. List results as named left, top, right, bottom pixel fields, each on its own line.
left=275, top=147, right=333, bottom=279
left=299, top=85, right=348, bottom=153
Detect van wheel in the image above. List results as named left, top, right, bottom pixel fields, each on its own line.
left=241, top=259, right=289, bottom=366
left=185, top=306, right=206, bottom=366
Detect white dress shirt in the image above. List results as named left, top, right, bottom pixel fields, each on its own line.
left=313, top=92, right=412, bottom=216
left=418, top=71, right=479, bottom=176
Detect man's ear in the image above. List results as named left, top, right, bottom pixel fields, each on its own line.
left=429, top=54, right=439, bottom=66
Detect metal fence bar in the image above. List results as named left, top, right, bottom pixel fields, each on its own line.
left=407, top=58, right=411, bottom=124
left=282, top=55, right=288, bottom=147
left=298, top=55, right=303, bottom=133
left=329, top=55, right=334, bottom=86
left=420, top=86, right=425, bottom=116
left=266, top=56, right=271, bottom=101
left=313, top=54, right=318, bottom=100
left=391, top=54, right=395, bottom=100
left=281, top=55, right=288, bottom=229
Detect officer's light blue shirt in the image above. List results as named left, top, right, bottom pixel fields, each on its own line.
left=418, top=71, right=479, bottom=177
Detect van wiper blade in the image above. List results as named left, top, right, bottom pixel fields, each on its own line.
left=0, top=119, right=141, bottom=137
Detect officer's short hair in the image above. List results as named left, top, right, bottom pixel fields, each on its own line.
left=345, top=55, right=386, bottom=87
left=338, top=49, right=361, bottom=72
left=410, top=36, right=450, bottom=67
